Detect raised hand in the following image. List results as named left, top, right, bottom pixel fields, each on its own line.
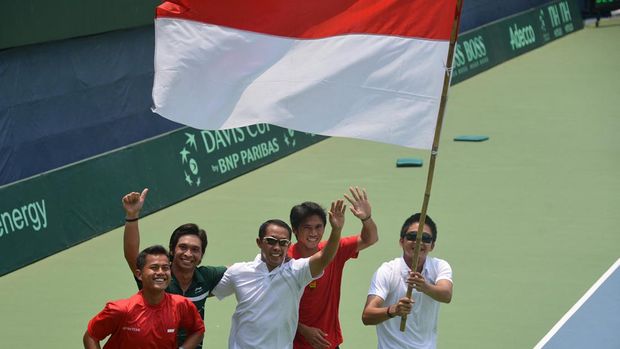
left=309, top=199, right=345, bottom=278
left=122, top=188, right=149, bottom=219
left=328, top=199, right=346, bottom=230
left=344, top=186, right=371, bottom=221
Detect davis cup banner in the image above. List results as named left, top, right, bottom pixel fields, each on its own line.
left=152, top=0, right=459, bottom=149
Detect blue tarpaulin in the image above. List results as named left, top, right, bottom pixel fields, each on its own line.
left=0, top=26, right=180, bottom=186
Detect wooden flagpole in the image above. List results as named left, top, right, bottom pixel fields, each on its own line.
left=400, top=0, right=464, bottom=332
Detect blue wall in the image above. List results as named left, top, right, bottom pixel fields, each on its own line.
left=460, top=0, right=553, bottom=31
left=0, top=27, right=180, bottom=186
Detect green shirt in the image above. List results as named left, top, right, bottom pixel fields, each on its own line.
left=167, top=265, right=227, bottom=318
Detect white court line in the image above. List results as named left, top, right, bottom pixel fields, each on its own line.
left=533, top=258, right=620, bottom=349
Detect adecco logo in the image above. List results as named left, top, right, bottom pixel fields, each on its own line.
left=508, top=23, right=536, bottom=50
left=509, top=23, right=536, bottom=50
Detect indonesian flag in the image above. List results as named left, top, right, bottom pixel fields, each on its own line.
left=152, top=0, right=459, bottom=149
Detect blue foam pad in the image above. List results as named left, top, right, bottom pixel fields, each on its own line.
left=396, top=158, right=423, bottom=167
left=454, top=135, right=489, bottom=142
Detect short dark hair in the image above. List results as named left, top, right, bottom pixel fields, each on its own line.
left=168, top=223, right=208, bottom=260
left=136, top=245, right=169, bottom=270
left=259, top=219, right=292, bottom=239
left=400, top=213, right=438, bottom=242
left=290, top=201, right=326, bottom=231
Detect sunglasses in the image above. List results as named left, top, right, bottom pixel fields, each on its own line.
left=263, top=236, right=291, bottom=247
left=403, top=231, right=433, bottom=244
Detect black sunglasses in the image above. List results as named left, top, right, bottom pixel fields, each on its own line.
left=263, top=236, right=291, bottom=247
left=403, top=231, right=433, bottom=244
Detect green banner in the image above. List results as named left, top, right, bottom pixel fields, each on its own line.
left=452, top=0, right=583, bottom=84
left=0, top=0, right=161, bottom=49
left=0, top=125, right=325, bottom=276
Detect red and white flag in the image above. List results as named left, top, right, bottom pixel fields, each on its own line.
left=152, top=0, right=459, bottom=149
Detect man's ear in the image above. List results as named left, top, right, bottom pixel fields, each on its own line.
left=256, top=237, right=262, bottom=248
left=135, top=269, right=142, bottom=281
left=292, top=229, right=299, bottom=241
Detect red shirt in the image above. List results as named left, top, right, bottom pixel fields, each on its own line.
left=289, top=235, right=359, bottom=349
left=87, top=291, right=205, bottom=348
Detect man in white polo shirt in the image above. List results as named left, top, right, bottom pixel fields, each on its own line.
left=212, top=200, right=346, bottom=349
left=362, top=213, right=453, bottom=349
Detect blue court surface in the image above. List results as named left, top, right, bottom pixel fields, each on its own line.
left=534, top=259, right=620, bottom=349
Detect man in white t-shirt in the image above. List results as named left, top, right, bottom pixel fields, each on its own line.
left=212, top=200, right=346, bottom=349
left=362, top=213, right=453, bottom=349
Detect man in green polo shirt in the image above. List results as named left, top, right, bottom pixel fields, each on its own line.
left=122, top=188, right=226, bottom=348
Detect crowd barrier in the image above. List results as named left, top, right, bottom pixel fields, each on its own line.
left=0, top=125, right=325, bottom=275
left=452, top=0, right=584, bottom=84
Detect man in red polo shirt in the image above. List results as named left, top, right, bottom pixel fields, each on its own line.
left=83, top=245, right=204, bottom=349
left=288, top=187, right=378, bottom=349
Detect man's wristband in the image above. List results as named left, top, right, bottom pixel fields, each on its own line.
left=125, top=217, right=139, bottom=222
left=361, top=215, right=371, bottom=222
left=386, top=305, right=395, bottom=318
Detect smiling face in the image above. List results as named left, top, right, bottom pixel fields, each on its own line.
left=400, top=222, right=435, bottom=270
left=136, top=254, right=171, bottom=291
left=294, top=215, right=325, bottom=251
left=172, top=235, right=203, bottom=270
left=257, top=223, right=291, bottom=271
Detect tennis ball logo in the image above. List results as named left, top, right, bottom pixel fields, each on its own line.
left=189, top=159, right=199, bottom=175
left=284, top=129, right=297, bottom=147
left=180, top=132, right=202, bottom=187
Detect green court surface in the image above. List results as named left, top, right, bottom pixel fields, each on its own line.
left=1, top=21, right=618, bottom=348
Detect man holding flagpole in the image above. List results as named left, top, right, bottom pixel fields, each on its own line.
left=362, top=213, right=453, bottom=349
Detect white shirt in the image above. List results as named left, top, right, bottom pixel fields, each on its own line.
left=212, top=254, right=319, bottom=349
left=368, top=256, right=452, bottom=349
